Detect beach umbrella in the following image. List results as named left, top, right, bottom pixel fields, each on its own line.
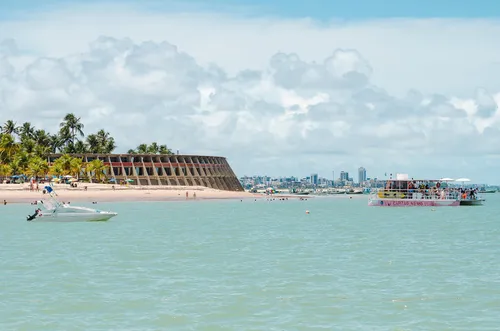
left=455, top=178, right=471, bottom=182
left=439, top=178, right=455, bottom=181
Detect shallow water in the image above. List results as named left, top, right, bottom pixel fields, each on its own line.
left=1, top=195, right=499, bottom=330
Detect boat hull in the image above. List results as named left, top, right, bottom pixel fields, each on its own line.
left=459, top=199, right=485, bottom=206
left=368, top=198, right=460, bottom=207
left=29, top=212, right=117, bottom=222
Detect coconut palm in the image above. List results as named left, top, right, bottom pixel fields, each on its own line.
left=86, top=134, right=100, bottom=153
left=1, top=120, right=19, bottom=136
left=49, top=163, right=63, bottom=178
left=0, top=133, right=19, bottom=163
left=49, top=134, right=64, bottom=153
left=54, top=154, right=74, bottom=175
left=136, top=143, right=148, bottom=154
left=33, top=129, right=51, bottom=146
left=159, top=144, right=172, bottom=155
left=147, top=142, right=159, bottom=154
left=0, top=163, right=11, bottom=181
left=59, top=113, right=84, bottom=146
left=128, top=142, right=172, bottom=155
left=87, top=159, right=108, bottom=182
left=19, top=122, right=35, bottom=141
left=13, top=150, right=30, bottom=173
left=27, top=156, right=49, bottom=179
left=70, top=157, right=83, bottom=178
left=74, top=140, right=88, bottom=154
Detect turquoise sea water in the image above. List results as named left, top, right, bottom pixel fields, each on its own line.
left=1, top=195, right=500, bottom=330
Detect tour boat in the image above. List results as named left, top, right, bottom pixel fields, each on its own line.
left=26, top=186, right=118, bottom=222
left=368, top=175, right=460, bottom=207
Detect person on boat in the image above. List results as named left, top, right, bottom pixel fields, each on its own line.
left=27, top=208, right=41, bottom=221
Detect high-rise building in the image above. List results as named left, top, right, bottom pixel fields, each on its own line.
left=358, top=167, right=367, bottom=184
left=340, top=171, right=349, bottom=181
left=310, top=173, right=318, bottom=185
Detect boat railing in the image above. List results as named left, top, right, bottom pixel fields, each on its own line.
left=370, top=188, right=464, bottom=200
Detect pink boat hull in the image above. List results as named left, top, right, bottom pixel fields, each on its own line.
left=368, top=198, right=460, bottom=207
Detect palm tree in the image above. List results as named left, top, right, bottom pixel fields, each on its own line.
left=95, top=129, right=116, bottom=153
left=19, top=122, right=35, bottom=141
left=159, top=144, right=172, bottom=155
left=13, top=151, right=30, bottom=175
left=1, top=120, right=19, bottom=136
left=49, top=163, right=63, bottom=178
left=87, top=159, right=108, bottom=182
left=21, top=139, right=36, bottom=154
left=49, top=134, right=64, bottom=153
left=74, top=140, right=88, bottom=154
left=53, top=154, right=74, bottom=175
left=128, top=142, right=172, bottom=154
left=28, top=156, right=49, bottom=179
left=104, top=139, right=116, bottom=153
left=0, top=163, right=11, bottom=181
left=59, top=113, right=84, bottom=146
left=147, top=142, right=160, bottom=154
left=9, top=159, right=21, bottom=177
left=34, top=144, right=52, bottom=159
left=86, top=134, right=100, bottom=153
left=33, top=129, right=51, bottom=146
left=70, top=157, right=83, bottom=178
left=136, top=144, right=148, bottom=154
left=0, top=133, right=19, bottom=163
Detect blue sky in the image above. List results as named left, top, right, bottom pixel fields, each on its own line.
left=0, top=0, right=499, bottom=20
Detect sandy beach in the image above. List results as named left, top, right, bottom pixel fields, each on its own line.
left=0, top=183, right=267, bottom=204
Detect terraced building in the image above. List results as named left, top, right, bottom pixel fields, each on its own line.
left=48, top=154, right=244, bottom=192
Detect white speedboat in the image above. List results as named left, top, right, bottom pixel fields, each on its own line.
left=26, top=186, right=117, bottom=222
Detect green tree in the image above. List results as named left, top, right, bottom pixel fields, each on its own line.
left=59, top=113, right=84, bottom=146
left=0, top=133, right=19, bottom=163
left=1, top=120, right=19, bottom=136
left=28, top=156, right=49, bottom=179
left=87, top=159, right=108, bottom=182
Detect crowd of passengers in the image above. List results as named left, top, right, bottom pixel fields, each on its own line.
left=384, top=180, right=479, bottom=200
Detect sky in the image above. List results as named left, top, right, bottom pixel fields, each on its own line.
left=0, top=1, right=500, bottom=183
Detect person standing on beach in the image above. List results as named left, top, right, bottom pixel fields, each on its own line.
left=186, top=191, right=189, bottom=199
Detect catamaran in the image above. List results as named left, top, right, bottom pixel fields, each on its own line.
left=26, top=186, right=118, bottom=222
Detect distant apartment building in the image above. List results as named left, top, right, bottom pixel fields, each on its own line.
left=310, top=173, right=319, bottom=185
left=340, top=171, right=349, bottom=181
left=358, top=167, right=367, bottom=184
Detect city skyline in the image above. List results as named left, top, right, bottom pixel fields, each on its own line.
left=1, top=1, right=499, bottom=184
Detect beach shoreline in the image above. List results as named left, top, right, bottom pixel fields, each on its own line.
left=0, top=183, right=255, bottom=204
left=0, top=183, right=309, bottom=204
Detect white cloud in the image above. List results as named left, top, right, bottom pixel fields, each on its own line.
left=0, top=4, right=500, bottom=182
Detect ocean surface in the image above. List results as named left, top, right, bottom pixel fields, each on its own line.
left=1, top=195, right=499, bottom=330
